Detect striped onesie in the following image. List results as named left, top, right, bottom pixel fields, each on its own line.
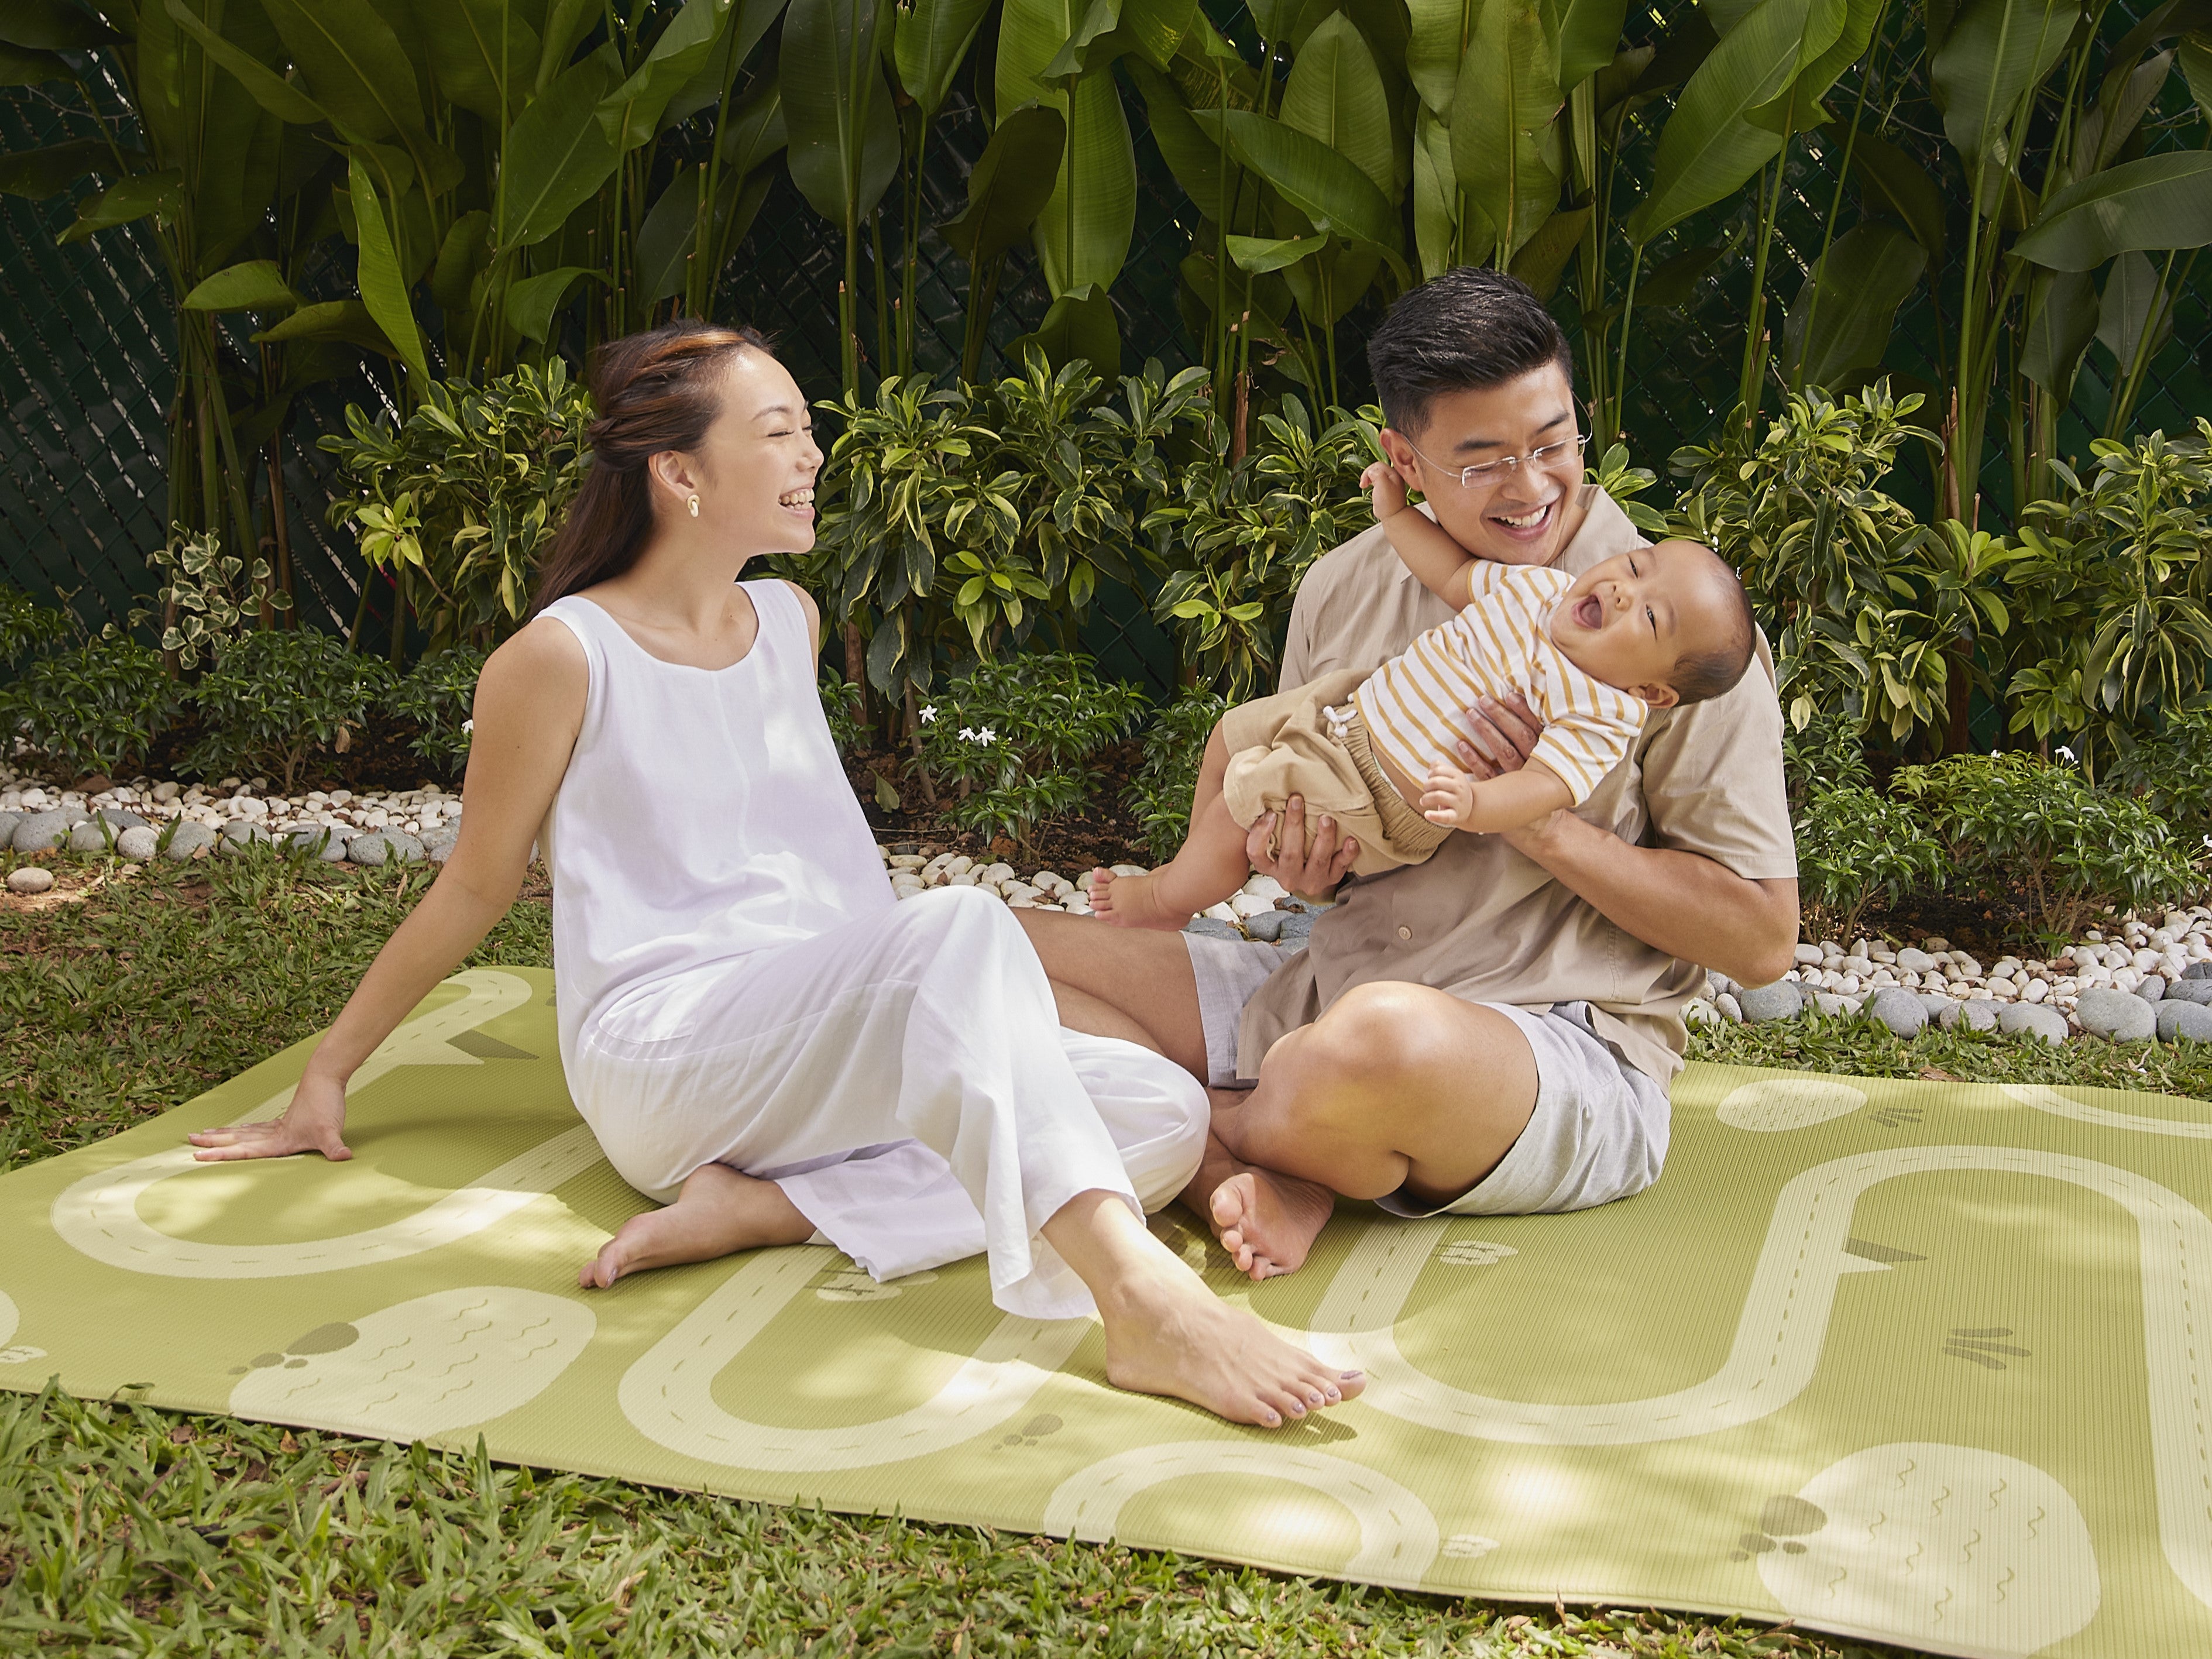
left=1357, top=559, right=1646, bottom=806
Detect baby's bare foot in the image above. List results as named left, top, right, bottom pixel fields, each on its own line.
left=1098, top=1256, right=1363, bottom=1428
left=1088, top=867, right=1193, bottom=932
left=1209, top=1167, right=1335, bottom=1281
left=579, top=1163, right=810, bottom=1289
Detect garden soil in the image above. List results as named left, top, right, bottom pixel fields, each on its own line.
left=5, top=965, right=2206, bottom=1658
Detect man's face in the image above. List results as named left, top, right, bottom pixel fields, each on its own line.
left=1377, top=365, right=1586, bottom=567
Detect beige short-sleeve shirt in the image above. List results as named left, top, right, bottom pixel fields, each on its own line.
left=1238, top=486, right=1797, bottom=1087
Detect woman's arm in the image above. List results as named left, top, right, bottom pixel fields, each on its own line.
left=188, top=619, right=589, bottom=1162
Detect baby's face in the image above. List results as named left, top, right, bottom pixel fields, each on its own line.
left=1547, top=539, right=1737, bottom=706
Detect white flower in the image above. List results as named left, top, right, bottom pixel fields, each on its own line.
left=919, top=705, right=937, bottom=723
left=2056, top=743, right=2075, bottom=762
left=975, top=726, right=997, bottom=744
left=461, top=719, right=475, bottom=734
left=958, top=726, right=977, bottom=742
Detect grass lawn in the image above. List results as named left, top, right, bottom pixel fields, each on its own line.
left=15, top=858, right=2201, bottom=1655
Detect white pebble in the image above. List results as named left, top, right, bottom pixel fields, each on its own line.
left=8, top=867, right=54, bottom=895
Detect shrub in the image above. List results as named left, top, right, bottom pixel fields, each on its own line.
left=126, top=527, right=287, bottom=671
left=915, top=653, right=1146, bottom=850
left=817, top=668, right=868, bottom=754
left=1126, top=688, right=1228, bottom=864
left=1781, top=709, right=1872, bottom=809
left=1893, top=753, right=2201, bottom=941
left=0, top=585, right=70, bottom=670
left=1792, top=784, right=1949, bottom=946
left=190, top=631, right=396, bottom=791
left=2113, top=704, right=2212, bottom=850
left=384, top=646, right=488, bottom=773
left=0, top=641, right=178, bottom=777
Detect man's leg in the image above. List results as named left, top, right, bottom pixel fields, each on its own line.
left=1207, top=981, right=1540, bottom=1276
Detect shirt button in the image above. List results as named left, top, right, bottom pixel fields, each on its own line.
left=1396, top=925, right=1413, bottom=941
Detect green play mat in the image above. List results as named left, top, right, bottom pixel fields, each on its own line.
left=5, top=966, right=2206, bottom=1659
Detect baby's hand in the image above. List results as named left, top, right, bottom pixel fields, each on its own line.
left=1420, top=758, right=1479, bottom=829
left=1361, top=459, right=1407, bottom=519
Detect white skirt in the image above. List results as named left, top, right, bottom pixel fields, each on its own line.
left=569, top=886, right=1207, bottom=1320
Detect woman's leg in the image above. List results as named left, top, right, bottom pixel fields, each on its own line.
left=579, top=1165, right=814, bottom=1288
left=1091, top=725, right=1252, bottom=930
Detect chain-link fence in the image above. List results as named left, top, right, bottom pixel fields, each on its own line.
left=5, top=5, right=2206, bottom=695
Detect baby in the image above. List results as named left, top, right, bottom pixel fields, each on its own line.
left=1092, top=462, right=1758, bottom=929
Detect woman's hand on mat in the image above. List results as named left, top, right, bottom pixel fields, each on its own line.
left=1452, top=691, right=1541, bottom=780
left=1245, top=794, right=1357, bottom=903
left=188, top=1072, right=353, bottom=1162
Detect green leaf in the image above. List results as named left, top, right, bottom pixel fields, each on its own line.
left=1125, top=57, right=1225, bottom=210
left=598, top=0, right=733, bottom=152
left=408, top=0, right=544, bottom=125
left=1556, top=0, right=1631, bottom=88
left=257, top=0, right=427, bottom=145
left=1404, top=0, right=1473, bottom=113
left=1193, top=106, right=1399, bottom=252
left=0, top=42, right=73, bottom=83
left=2183, top=35, right=2212, bottom=121
left=893, top=0, right=994, bottom=115
left=349, top=155, right=429, bottom=383
left=636, top=172, right=703, bottom=302
left=181, top=259, right=302, bottom=312
left=782, top=0, right=900, bottom=227
left=2020, top=267, right=2097, bottom=397
left=1448, top=0, right=1561, bottom=261
left=0, top=138, right=118, bottom=199
left=162, top=0, right=329, bottom=125
left=1629, top=241, right=1723, bottom=309
left=1279, top=12, right=1396, bottom=201
left=720, top=73, right=789, bottom=174
left=496, top=49, right=623, bottom=248
left=1626, top=0, right=1820, bottom=243
left=1929, top=0, right=2077, bottom=176
left=1747, top=0, right=1873, bottom=135
left=58, top=169, right=182, bottom=242
left=2094, top=249, right=2173, bottom=368
left=662, top=0, right=791, bottom=130
left=1039, top=0, right=1120, bottom=86
left=0, top=0, right=116, bottom=50
left=431, top=209, right=493, bottom=313
left=505, top=264, right=604, bottom=341
left=537, top=0, right=601, bottom=92
left=1781, top=220, right=1926, bottom=386
left=2012, top=151, right=2212, bottom=270
left=1507, top=202, right=1590, bottom=299
left=1836, top=123, right=1946, bottom=266
left=252, top=298, right=398, bottom=355
left=1225, top=232, right=1327, bottom=272
left=1411, top=104, right=1460, bottom=279
left=936, top=102, right=1066, bottom=264
left=1028, top=69, right=1138, bottom=296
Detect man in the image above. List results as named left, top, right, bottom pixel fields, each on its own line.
left=1019, top=267, right=1798, bottom=1276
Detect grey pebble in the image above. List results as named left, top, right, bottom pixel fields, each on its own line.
left=1737, top=981, right=1804, bottom=1022
left=2166, top=977, right=2212, bottom=1005
left=98, top=807, right=150, bottom=830
left=115, top=826, right=159, bottom=861
left=346, top=832, right=390, bottom=865
left=383, top=830, right=424, bottom=863
left=1938, top=999, right=2000, bottom=1033
left=6, top=866, right=55, bottom=895
left=162, top=822, right=216, bottom=861
left=286, top=827, right=349, bottom=862
left=2158, top=1000, right=2212, bottom=1044
left=2186, top=960, right=2212, bottom=981
left=1716, top=991, right=1744, bottom=1022
left=1917, top=992, right=1955, bottom=1021
left=2076, top=985, right=2157, bottom=1042
left=1868, top=986, right=1928, bottom=1039
left=12, top=809, right=83, bottom=852
left=67, top=820, right=115, bottom=853
left=0, top=812, right=18, bottom=848
left=1241, top=910, right=1286, bottom=942
left=2138, top=976, right=2165, bottom=1003
left=1181, top=916, right=1246, bottom=942
left=218, top=821, right=272, bottom=854
left=1998, top=1002, right=2071, bottom=1045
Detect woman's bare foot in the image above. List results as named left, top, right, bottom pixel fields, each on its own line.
left=579, top=1163, right=814, bottom=1289
left=1208, top=1167, right=1335, bottom=1281
left=1097, top=1248, right=1364, bottom=1428
left=1088, top=867, right=1196, bottom=932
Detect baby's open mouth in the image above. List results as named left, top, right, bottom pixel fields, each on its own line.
left=1574, top=593, right=1603, bottom=630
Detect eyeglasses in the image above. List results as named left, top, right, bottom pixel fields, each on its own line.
left=1401, top=431, right=1591, bottom=488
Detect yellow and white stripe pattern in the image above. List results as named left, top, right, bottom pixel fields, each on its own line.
left=1355, top=561, right=1646, bottom=805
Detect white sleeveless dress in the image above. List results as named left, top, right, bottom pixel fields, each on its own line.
left=540, top=585, right=1204, bottom=1320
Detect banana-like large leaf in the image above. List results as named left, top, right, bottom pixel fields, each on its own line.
left=1404, top=0, right=1474, bottom=114
left=894, top=0, right=994, bottom=115
left=162, top=0, right=327, bottom=126
left=2019, top=266, right=2097, bottom=395
left=0, top=138, right=116, bottom=198
left=1284, top=239, right=1382, bottom=324
left=495, top=49, right=623, bottom=247
left=1623, top=0, right=1818, bottom=243
left=1450, top=0, right=1561, bottom=261
left=1125, top=58, right=1227, bottom=211
left=1929, top=0, right=2077, bottom=176
left=636, top=173, right=706, bottom=302
left=1836, top=123, right=1946, bottom=264
left=1781, top=219, right=1925, bottom=386
left=0, top=0, right=117, bottom=50
left=1507, top=200, right=1589, bottom=297
left=349, top=155, right=429, bottom=382
left=937, top=102, right=1066, bottom=263
left=1555, top=0, right=1631, bottom=88
left=252, top=298, right=399, bottom=356
left=720, top=74, right=789, bottom=173
left=537, top=0, right=600, bottom=92
left=0, top=43, right=71, bottom=84
left=1032, top=71, right=1137, bottom=294
left=1006, top=281, right=1121, bottom=372
left=1411, top=105, right=1464, bottom=278
left=258, top=0, right=427, bottom=145
left=2071, top=47, right=2175, bottom=177
left=409, top=0, right=544, bottom=125
left=599, top=0, right=733, bottom=152
left=2095, top=249, right=2173, bottom=366
left=182, top=259, right=302, bottom=311
left=1193, top=107, right=1400, bottom=252
left=2013, top=151, right=2212, bottom=269
left=2184, top=35, right=2212, bottom=119
left=1279, top=13, right=1396, bottom=200
left=1747, top=0, right=1869, bottom=133
left=505, top=264, right=604, bottom=340
left=661, top=0, right=791, bottom=130
left=58, top=170, right=182, bottom=242
left=784, top=0, right=899, bottom=226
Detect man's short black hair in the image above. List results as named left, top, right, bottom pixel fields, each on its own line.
left=1365, top=267, right=1576, bottom=437
left=1670, top=548, right=1758, bottom=706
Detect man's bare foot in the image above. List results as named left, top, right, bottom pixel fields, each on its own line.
left=1210, top=1166, right=1335, bottom=1281
left=1098, top=1253, right=1365, bottom=1428
left=1088, top=866, right=1196, bottom=932
left=579, top=1163, right=813, bottom=1289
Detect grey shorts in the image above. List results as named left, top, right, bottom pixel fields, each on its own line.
left=1184, top=933, right=1670, bottom=1217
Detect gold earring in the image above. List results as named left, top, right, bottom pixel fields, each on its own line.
left=687, top=493, right=700, bottom=518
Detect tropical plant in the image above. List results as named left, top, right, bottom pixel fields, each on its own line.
left=320, top=362, right=593, bottom=660
left=1893, top=751, right=2201, bottom=939
left=0, top=586, right=71, bottom=671
left=1792, top=781, right=1950, bottom=945
left=911, top=652, right=1148, bottom=849
left=385, top=647, right=489, bottom=774
left=0, top=641, right=179, bottom=778
left=1126, top=686, right=1228, bottom=863
left=126, top=528, right=287, bottom=672
left=188, top=631, right=397, bottom=791
left=1780, top=707, right=1873, bottom=806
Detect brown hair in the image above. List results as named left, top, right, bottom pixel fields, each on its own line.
left=1669, top=544, right=1759, bottom=705
left=530, top=319, right=777, bottom=614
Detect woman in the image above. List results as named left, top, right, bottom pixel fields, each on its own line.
left=187, top=320, right=1359, bottom=1429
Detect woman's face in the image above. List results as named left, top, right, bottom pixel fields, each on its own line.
left=683, top=348, right=824, bottom=554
